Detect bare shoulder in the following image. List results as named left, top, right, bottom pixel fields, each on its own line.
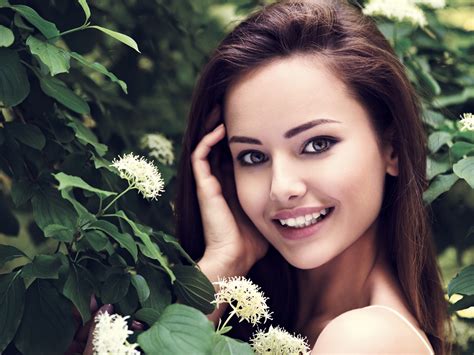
left=311, top=306, right=433, bottom=354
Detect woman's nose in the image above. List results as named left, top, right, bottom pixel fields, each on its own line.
left=269, top=159, right=307, bottom=202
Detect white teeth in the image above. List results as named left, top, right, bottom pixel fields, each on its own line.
left=277, top=208, right=332, bottom=228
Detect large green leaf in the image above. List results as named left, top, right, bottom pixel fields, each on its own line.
left=26, top=36, right=70, bottom=76
left=112, top=211, right=175, bottom=282
left=21, top=254, right=63, bottom=280
left=426, top=155, right=450, bottom=180
left=6, top=121, right=46, bottom=150
left=0, top=245, right=27, bottom=268
left=427, top=131, right=451, bottom=154
left=70, top=51, right=127, bottom=93
left=10, top=5, right=59, bottom=39
left=0, top=24, right=14, bottom=47
left=448, top=265, right=474, bottom=297
left=138, top=304, right=215, bottom=355
left=14, top=279, right=75, bottom=355
left=89, top=25, right=140, bottom=52
left=452, top=156, right=474, bottom=189
left=62, top=262, right=93, bottom=324
left=172, top=264, right=215, bottom=315
left=31, top=188, right=77, bottom=242
left=212, top=334, right=253, bottom=355
left=87, top=220, right=137, bottom=261
left=131, top=274, right=150, bottom=303
left=66, top=118, right=107, bottom=156
left=54, top=172, right=116, bottom=199
left=84, top=230, right=109, bottom=251
left=0, top=48, right=30, bottom=106
left=450, top=141, right=474, bottom=161
left=423, top=173, right=459, bottom=204
left=140, top=267, right=171, bottom=313
left=0, top=271, right=25, bottom=353
left=101, top=272, right=131, bottom=304
left=39, top=75, right=90, bottom=114
left=134, top=307, right=161, bottom=326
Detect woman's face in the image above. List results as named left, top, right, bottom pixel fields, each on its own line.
left=224, top=55, right=398, bottom=269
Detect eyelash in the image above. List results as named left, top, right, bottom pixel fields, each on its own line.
left=236, top=136, right=338, bottom=167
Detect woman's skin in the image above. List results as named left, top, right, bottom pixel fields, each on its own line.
left=193, top=55, right=434, bottom=352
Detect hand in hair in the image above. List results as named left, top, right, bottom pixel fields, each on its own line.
left=191, top=106, right=269, bottom=270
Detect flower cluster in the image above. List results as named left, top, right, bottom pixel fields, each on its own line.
left=111, top=153, right=165, bottom=200
left=250, top=325, right=311, bottom=355
left=140, top=133, right=175, bottom=165
left=212, top=276, right=272, bottom=326
left=92, top=311, right=140, bottom=355
left=363, top=0, right=445, bottom=27
left=459, top=113, right=474, bottom=131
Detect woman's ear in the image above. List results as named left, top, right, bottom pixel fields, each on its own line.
left=382, top=127, right=399, bottom=177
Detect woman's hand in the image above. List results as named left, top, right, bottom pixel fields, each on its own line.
left=191, top=106, right=269, bottom=270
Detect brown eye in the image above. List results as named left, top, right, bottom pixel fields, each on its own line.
left=239, top=151, right=267, bottom=166
left=303, top=137, right=334, bottom=154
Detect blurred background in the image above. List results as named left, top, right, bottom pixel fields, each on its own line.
left=0, top=0, right=473, bottom=352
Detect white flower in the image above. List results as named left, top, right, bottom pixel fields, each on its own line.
left=363, top=0, right=427, bottom=26
left=111, top=153, right=165, bottom=200
left=92, top=311, right=140, bottom=355
left=212, top=276, right=272, bottom=326
left=140, top=133, right=175, bottom=165
left=413, top=0, right=446, bottom=9
left=250, top=325, right=311, bottom=355
left=459, top=113, right=474, bottom=131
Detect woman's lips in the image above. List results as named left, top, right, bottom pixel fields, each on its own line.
left=274, top=207, right=334, bottom=241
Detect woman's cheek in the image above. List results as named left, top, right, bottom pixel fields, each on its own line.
left=235, top=171, right=267, bottom=225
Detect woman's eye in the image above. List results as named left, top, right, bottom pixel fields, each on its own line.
left=302, top=137, right=334, bottom=154
left=238, top=151, right=267, bottom=166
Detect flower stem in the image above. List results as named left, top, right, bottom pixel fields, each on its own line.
left=99, top=185, right=134, bottom=216
left=216, top=311, right=235, bottom=335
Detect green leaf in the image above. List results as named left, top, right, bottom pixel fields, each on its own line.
left=70, top=51, right=127, bottom=93
left=134, top=307, right=161, bottom=326
left=26, top=36, right=70, bottom=76
left=43, top=224, right=74, bottom=239
left=131, top=274, right=150, bottom=303
left=155, top=231, right=196, bottom=265
left=89, top=25, right=140, bottom=53
left=14, top=279, right=75, bottom=355
left=11, top=180, right=35, bottom=207
left=453, top=156, right=474, bottom=189
left=451, top=142, right=474, bottom=161
left=77, top=0, right=90, bottom=24
left=138, top=304, right=215, bottom=355
left=10, top=5, right=60, bottom=39
left=423, top=173, right=459, bottom=204
left=426, top=155, right=450, bottom=180
left=6, top=122, right=46, bottom=150
left=448, top=265, right=474, bottom=297
left=0, top=271, right=25, bottom=353
left=62, top=262, right=92, bottom=324
left=0, top=1, right=11, bottom=8
left=84, top=230, right=108, bottom=251
left=140, top=267, right=171, bottom=313
left=112, top=211, right=175, bottom=282
left=66, top=117, right=107, bottom=156
left=101, top=272, right=131, bottom=304
left=0, top=25, right=14, bottom=47
left=39, top=75, right=90, bottom=114
left=428, top=131, right=451, bottom=154
left=21, top=254, right=63, bottom=280
left=31, top=188, right=77, bottom=242
left=448, top=294, right=474, bottom=313
left=0, top=245, right=27, bottom=268
left=0, top=48, right=30, bottom=106
left=212, top=334, right=254, bottom=355
left=172, top=264, right=215, bottom=315
left=434, top=87, right=474, bottom=108
left=54, top=172, right=116, bottom=199
left=87, top=220, right=138, bottom=261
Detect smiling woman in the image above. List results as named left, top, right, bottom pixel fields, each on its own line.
left=175, top=0, right=451, bottom=353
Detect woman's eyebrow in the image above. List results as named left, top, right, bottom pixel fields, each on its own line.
left=228, top=118, right=341, bottom=144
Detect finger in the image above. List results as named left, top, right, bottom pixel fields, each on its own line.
left=191, top=123, right=226, bottom=187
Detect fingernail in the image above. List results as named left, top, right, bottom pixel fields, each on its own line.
left=214, top=123, right=224, bottom=131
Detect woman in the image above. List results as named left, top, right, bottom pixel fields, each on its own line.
left=176, top=0, right=451, bottom=353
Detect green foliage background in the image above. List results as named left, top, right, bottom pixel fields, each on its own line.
left=0, top=0, right=473, bottom=354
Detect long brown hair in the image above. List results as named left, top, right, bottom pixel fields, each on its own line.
left=175, top=0, right=452, bottom=353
